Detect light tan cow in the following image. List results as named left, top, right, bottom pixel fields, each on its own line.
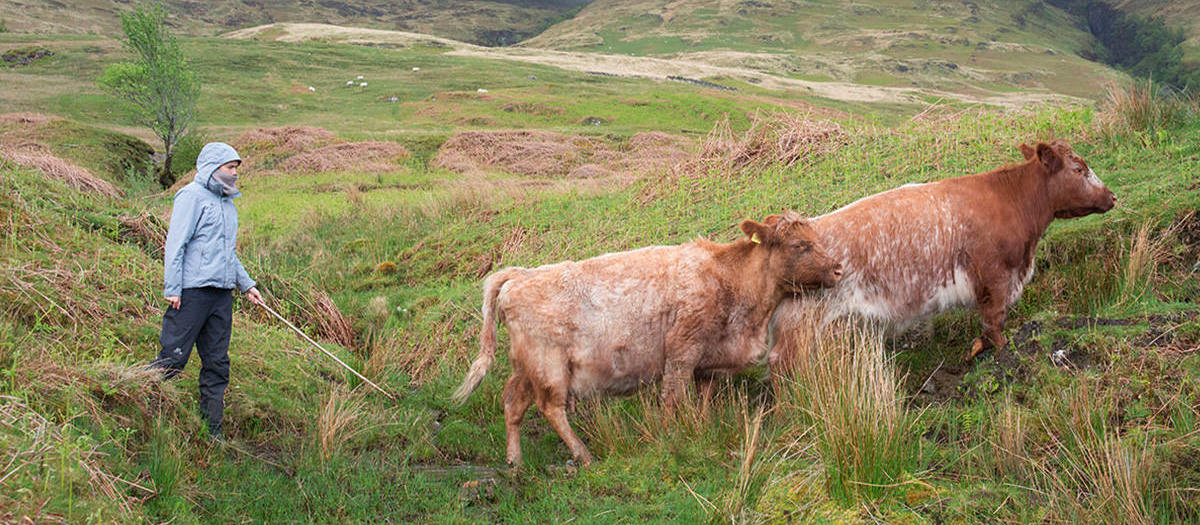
left=452, top=212, right=842, bottom=467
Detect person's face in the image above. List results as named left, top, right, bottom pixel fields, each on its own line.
left=218, top=161, right=239, bottom=177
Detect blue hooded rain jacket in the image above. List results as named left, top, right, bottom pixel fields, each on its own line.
left=162, top=142, right=256, bottom=297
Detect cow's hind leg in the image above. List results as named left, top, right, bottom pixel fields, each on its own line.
left=503, top=370, right=534, bottom=467
left=534, top=383, right=593, bottom=467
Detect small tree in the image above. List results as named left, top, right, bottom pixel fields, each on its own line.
left=99, top=4, right=199, bottom=187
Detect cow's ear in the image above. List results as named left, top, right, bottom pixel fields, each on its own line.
left=1036, top=142, right=1062, bottom=173
left=741, top=219, right=770, bottom=245
left=1018, top=143, right=1036, bottom=160
left=762, top=214, right=783, bottom=227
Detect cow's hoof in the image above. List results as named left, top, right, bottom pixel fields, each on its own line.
left=967, top=338, right=987, bottom=361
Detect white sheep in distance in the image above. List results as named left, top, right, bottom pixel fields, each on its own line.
left=412, top=67, right=420, bottom=72
left=360, top=82, right=368, bottom=87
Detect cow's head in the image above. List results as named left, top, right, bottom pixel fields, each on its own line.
left=741, top=211, right=842, bottom=291
left=1020, top=140, right=1116, bottom=219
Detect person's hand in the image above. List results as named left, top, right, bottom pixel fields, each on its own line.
left=166, top=296, right=181, bottom=310
left=245, top=287, right=265, bottom=307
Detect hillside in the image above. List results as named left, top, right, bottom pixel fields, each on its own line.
left=522, top=0, right=1127, bottom=98
left=3, top=10, right=1200, bottom=525
left=0, top=0, right=589, bottom=46
left=1111, top=0, right=1200, bottom=65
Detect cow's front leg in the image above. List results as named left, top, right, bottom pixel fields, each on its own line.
left=661, top=351, right=703, bottom=413
left=968, top=287, right=1009, bottom=361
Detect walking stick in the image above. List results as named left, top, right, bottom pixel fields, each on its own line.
left=258, top=302, right=396, bottom=401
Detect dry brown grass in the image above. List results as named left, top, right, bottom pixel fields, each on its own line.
left=1096, top=80, right=1199, bottom=141
left=279, top=141, right=410, bottom=174
left=432, top=130, right=607, bottom=177
left=688, top=111, right=848, bottom=176
left=0, top=112, right=58, bottom=126
left=232, top=126, right=339, bottom=170
left=1035, top=380, right=1161, bottom=525
left=0, top=397, right=151, bottom=522
left=309, top=291, right=356, bottom=350
left=433, top=129, right=694, bottom=180
left=316, top=387, right=367, bottom=461
left=0, top=141, right=122, bottom=198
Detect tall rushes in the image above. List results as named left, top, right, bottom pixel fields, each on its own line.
left=1114, top=219, right=1181, bottom=310
left=1035, top=379, right=1161, bottom=525
left=774, top=314, right=917, bottom=504
left=707, top=407, right=771, bottom=525
left=1097, top=80, right=1199, bottom=142
left=317, top=388, right=366, bottom=461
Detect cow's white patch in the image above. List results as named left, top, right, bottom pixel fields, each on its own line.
left=1085, top=168, right=1104, bottom=189
left=1008, top=261, right=1036, bottom=304
left=825, top=276, right=895, bottom=323
left=924, top=266, right=975, bottom=314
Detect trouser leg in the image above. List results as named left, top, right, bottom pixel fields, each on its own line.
left=195, top=290, right=233, bottom=435
left=153, top=289, right=208, bottom=379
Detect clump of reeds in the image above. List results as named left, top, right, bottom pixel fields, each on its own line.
left=1114, top=219, right=1181, bottom=308
left=1033, top=379, right=1162, bottom=525
left=772, top=314, right=917, bottom=504
left=317, top=387, right=367, bottom=461
left=689, top=110, right=848, bottom=176
left=1096, top=80, right=1199, bottom=141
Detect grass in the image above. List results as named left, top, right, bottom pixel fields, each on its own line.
left=1, top=33, right=1200, bottom=524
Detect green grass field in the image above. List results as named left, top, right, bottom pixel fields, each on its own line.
left=2, top=31, right=1200, bottom=524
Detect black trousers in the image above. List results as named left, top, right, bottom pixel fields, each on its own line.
left=152, top=287, right=233, bottom=435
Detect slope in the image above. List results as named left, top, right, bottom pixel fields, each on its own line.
left=0, top=0, right=588, bottom=46
left=522, top=0, right=1123, bottom=98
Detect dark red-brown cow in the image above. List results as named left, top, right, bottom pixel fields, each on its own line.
left=771, top=140, right=1116, bottom=365
left=453, top=212, right=842, bottom=467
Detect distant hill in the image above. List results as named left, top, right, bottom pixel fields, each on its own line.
left=520, top=0, right=1124, bottom=98
left=1111, top=0, right=1200, bottom=65
left=0, top=0, right=589, bottom=46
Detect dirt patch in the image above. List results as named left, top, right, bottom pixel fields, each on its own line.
left=279, top=141, right=410, bottom=174
left=2, top=46, right=53, bottom=67
left=501, top=102, right=564, bottom=116
left=912, top=312, right=1200, bottom=401
left=0, top=140, right=122, bottom=198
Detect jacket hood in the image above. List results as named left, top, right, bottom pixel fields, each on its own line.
left=194, top=142, right=242, bottom=197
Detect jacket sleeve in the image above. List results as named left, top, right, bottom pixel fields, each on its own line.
left=234, top=253, right=256, bottom=292
left=163, top=192, right=199, bottom=297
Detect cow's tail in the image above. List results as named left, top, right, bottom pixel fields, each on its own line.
left=452, top=267, right=524, bottom=405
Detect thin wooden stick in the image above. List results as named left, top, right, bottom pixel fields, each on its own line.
left=258, top=302, right=396, bottom=401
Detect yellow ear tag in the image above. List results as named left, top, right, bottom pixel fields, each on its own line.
left=751, top=232, right=761, bottom=244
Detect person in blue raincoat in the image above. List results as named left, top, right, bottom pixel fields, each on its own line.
left=151, top=142, right=265, bottom=440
